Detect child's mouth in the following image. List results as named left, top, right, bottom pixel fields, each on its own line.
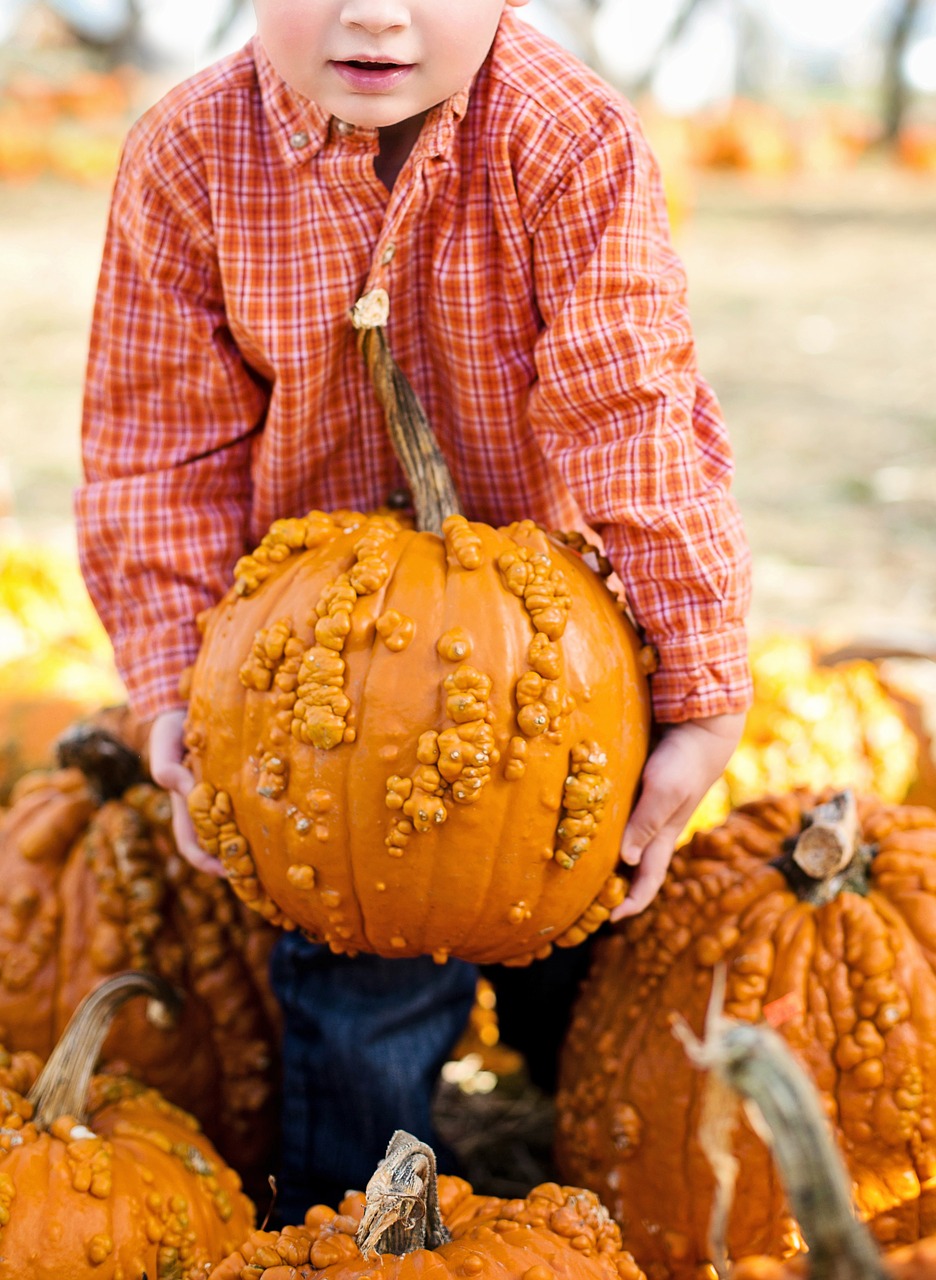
left=332, top=59, right=415, bottom=91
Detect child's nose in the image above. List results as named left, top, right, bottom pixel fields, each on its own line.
left=339, top=0, right=412, bottom=33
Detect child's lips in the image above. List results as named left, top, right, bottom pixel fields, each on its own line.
left=331, top=60, right=415, bottom=92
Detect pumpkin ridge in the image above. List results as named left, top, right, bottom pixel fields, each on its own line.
left=489, top=526, right=586, bottom=960
left=240, top=523, right=373, bottom=943
left=348, top=526, right=447, bottom=956
left=45, top=788, right=79, bottom=1061
left=287, top=525, right=378, bottom=951
left=436, top=524, right=547, bottom=964
left=0, top=774, right=92, bottom=1052
left=425, top=523, right=522, bottom=961
left=345, top=524, right=425, bottom=956
left=435, top=521, right=557, bottom=963
left=401, top=533, right=469, bottom=959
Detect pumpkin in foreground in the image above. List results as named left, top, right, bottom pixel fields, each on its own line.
left=0, top=718, right=280, bottom=1175
left=680, top=986, right=936, bottom=1279
left=210, top=1129, right=645, bottom=1280
left=184, top=511, right=650, bottom=965
left=556, top=789, right=936, bottom=1277
left=184, top=310, right=651, bottom=965
left=0, top=970, right=254, bottom=1280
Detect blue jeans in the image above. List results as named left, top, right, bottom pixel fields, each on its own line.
left=270, top=933, right=478, bottom=1224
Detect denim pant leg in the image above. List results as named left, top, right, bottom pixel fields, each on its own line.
left=270, top=932, right=478, bottom=1224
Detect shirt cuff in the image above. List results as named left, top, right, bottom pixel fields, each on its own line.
left=647, top=623, right=753, bottom=723
left=112, top=620, right=201, bottom=724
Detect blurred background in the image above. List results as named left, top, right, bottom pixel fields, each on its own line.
left=0, top=0, right=935, bottom=806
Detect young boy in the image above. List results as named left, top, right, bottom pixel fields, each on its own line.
left=78, top=0, right=752, bottom=1217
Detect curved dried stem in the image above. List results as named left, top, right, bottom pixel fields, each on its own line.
left=28, top=971, right=181, bottom=1130
left=353, top=291, right=462, bottom=535
left=355, top=1130, right=452, bottom=1257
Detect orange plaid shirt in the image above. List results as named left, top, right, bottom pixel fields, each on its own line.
left=78, top=14, right=752, bottom=725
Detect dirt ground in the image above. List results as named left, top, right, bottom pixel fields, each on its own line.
left=1, top=163, right=935, bottom=655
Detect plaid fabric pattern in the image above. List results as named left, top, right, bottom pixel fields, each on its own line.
left=78, top=14, right=752, bottom=724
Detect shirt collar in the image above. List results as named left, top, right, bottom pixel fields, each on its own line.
left=253, top=34, right=474, bottom=169
left=254, top=36, right=331, bottom=167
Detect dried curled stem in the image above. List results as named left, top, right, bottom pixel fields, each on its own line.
left=355, top=1130, right=452, bottom=1257
left=673, top=969, right=888, bottom=1280
left=55, top=706, right=145, bottom=802
left=352, top=289, right=462, bottom=535
left=28, top=971, right=182, bottom=1130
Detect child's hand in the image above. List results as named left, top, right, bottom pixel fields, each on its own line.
left=148, top=708, right=225, bottom=877
left=610, top=711, right=746, bottom=921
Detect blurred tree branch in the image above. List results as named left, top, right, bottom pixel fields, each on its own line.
left=209, top=0, right=249, bottom=51
left=631, top=0, right=709, bottom=98
left=44, top=0, right=146, bottom=64
left=882, top=0, right=923, bottom=142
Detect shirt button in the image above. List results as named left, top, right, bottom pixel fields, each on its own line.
left=290, top=130, right=310, bottom=149
left=335, top=120, right=354, bottom=135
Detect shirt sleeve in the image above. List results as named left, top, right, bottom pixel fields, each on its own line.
left=76, top=118, right=269, bottom=723
left=527, top=102, right=753, bottom=724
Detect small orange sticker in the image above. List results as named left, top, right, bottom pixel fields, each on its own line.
left=762, top=991, right=803, bottom=1027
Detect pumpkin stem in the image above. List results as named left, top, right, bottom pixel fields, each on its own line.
left=355, top=1129, right=452, bottom=1257
left=674, top=980, right=889, bottom=1280
left=792, top=790, right=859, bottom=879
left=352, top=290, right=462, bottom=535
left=27, top=971, right=181, bottom=1130
left=773, top=790, right=874, bottom=906
left=55, top=707, right=145, bottom=802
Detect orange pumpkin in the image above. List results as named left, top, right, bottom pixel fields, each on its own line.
left=556, top=790, right=936, bottom=1277
left=0, top=971, right=254, bottom=1280
left=210, top=1129, right=646, bottom=1280
left=183, top=303, right=651, bottom=965
left=732, top=1241, right=936, bottom=1279
left=689, top=99, right=797, bottom=175
left=679, top=994, right=935, bottom=1280
left=0, top=721, right=280, bottom=1175
left=898, top=124, right=936, bottom=173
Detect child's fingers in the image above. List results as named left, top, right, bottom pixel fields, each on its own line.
left=152, top=759, right=195, bottom=796
left=169, top=791, right=225, bottom=878
left=611, top=834, right=674, bottom=920
left=620, top=767, right=692, bottom=867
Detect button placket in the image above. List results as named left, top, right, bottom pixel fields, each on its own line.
left=360, top=141, right=447, bottom=297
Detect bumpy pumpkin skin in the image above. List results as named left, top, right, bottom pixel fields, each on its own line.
left=0, top=1053, right=254, bottom=1280
left=209, top=1174, right=646, bottom=1280
left=0, top=766, right=280, bottom=1171
left=184, top=511, right=651, bottom=965
left=555, top=793, right=936, bottom=1278
left=733, top=1237, right=936, bottom=1278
